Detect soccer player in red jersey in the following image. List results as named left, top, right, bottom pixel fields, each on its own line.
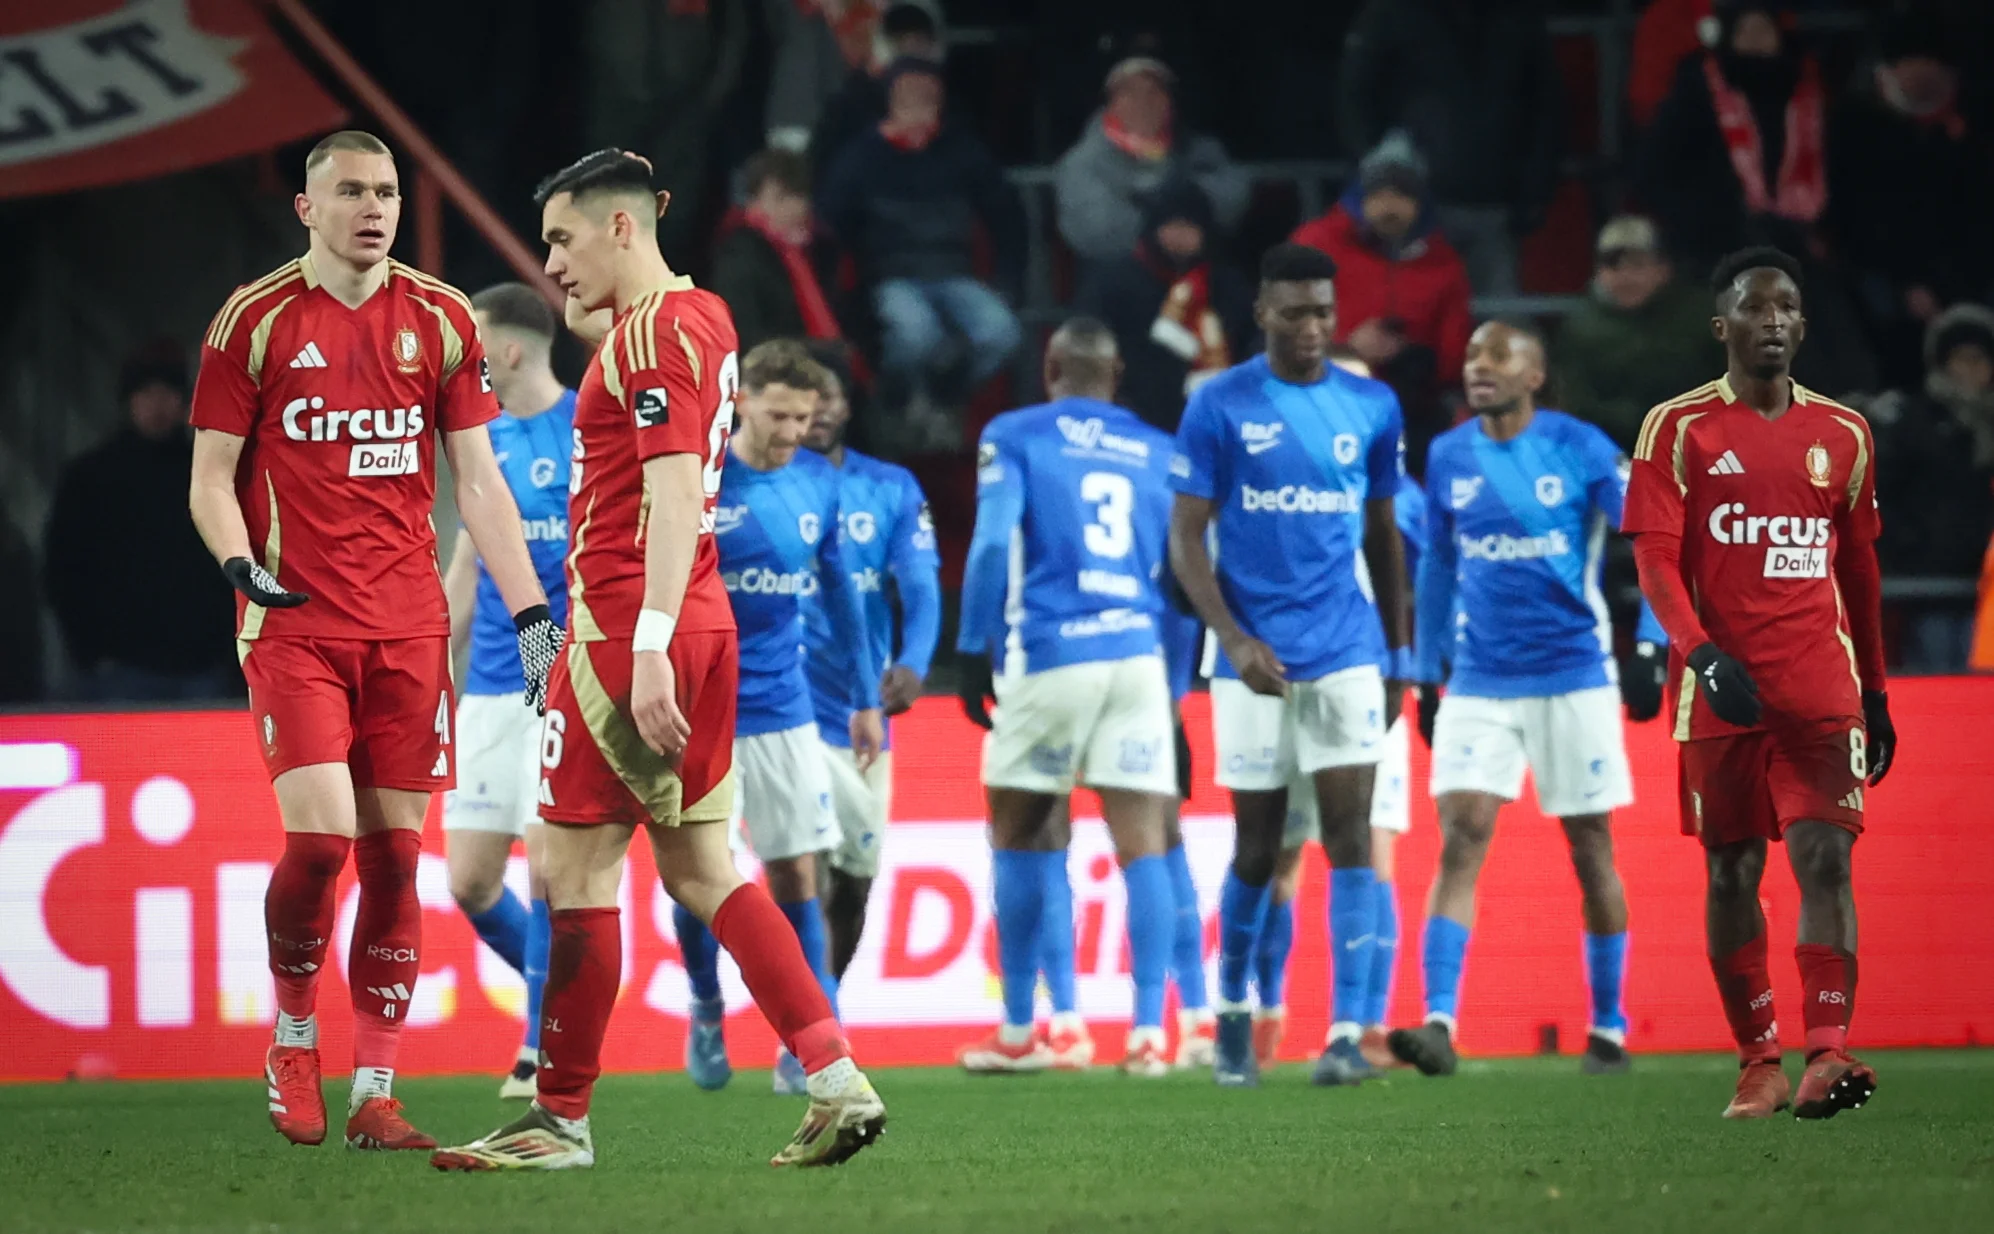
left=188, top=131, right=563, bottom=1150
left=1623, top=247, right=1898, bottom=1121
left=431, top=150, right=886, bottom=1172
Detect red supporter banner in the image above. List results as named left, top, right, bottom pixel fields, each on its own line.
left=2, top=681, right=1991, bottom=1083
left=0, top=0, right=346, bottom=200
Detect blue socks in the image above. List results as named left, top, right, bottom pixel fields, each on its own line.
left=1328, top=866, right=1378, bottom=1029
left=675, top=903, right=722, bottom=1003
left=1255, top=897, right=1295, bottom=1008
left=779, top=897, right=840, bottom=1015
left=1586, top=931, right=1629, bottom=1035
left=522, top=897, right=550, bottom=1052
left=992, top=849, right=1048, bottom=1027
left=1363, top=881, right=1399, bottom=1028
left=1422, top=915, right=1471, bottom=1022
left=1217, top=870, right=1271, bottom=1006
left=1038, top=852, right=1077, bottom=1015
left=1163, top=844, right=1207, bottom=1011
left=467, top=887, right=529, bottom=973
left=1121, top=854, right=1172, bottom=1030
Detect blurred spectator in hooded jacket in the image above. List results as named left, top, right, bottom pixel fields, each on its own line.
left=1055, top=57, right=1250, bottom=274
left=1292, top=131, right=1472, bottom=460
left=807, top=1, right=944, bottom=168
left=1868, top=304, right=1994, bottom=672
left=43, top=345, right=237, bottom=701
left=1831, top=5, right=1994, bottom=387
left=712, top=148, right=852, bottom=355
left=1075, top=179, right=1254, bottom=432
left=1557, top=216, right=1722, bottom=453
left=1338, top=0, right=1562, bottom=296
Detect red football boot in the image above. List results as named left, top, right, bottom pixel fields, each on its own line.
left=1794, top=1050, right=1877, bottom=1120
left=958, top=1029, right=1055, bottom=1074
left=265, top=1045, right=326, bottom=1146
left=346, top=1097, right=439, bottom=1150
left=1722, top=1059, right=1793, bottom=1119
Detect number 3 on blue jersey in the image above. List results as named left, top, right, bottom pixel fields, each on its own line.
left=1082, top=471, right=1135, bottom=558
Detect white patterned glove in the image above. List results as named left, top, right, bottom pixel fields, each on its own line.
left=513, top=604, right=565, bottom=715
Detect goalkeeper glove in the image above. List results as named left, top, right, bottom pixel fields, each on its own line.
left=1621, top=639, right=1667, bottom=722
left=1686, top=642, right=1761, bottom=728
left=1416, top=684, right=1441, bottom=748
left=957, top=652, right=995, bottom=731
left=1862, top=689, right=1895, bottom=786
left=513, top=604, right=565, bottom=716
left=221, top=557, right=307, bottom=608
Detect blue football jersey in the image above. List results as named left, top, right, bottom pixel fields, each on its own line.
left=465, top=391, right=575, bottom=696
left=957, top=397, right=1177, bottom=674
left=1171, top=354, right=1406, bottom=681
left=1416, top=409, right=1642, bottom=697
left=802, top=449, right=942, bottom=747
left=715, top=448, right=878, bottom=737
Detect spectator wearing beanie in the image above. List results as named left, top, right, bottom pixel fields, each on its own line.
left=817, top=55, right=1025, bottom=442
left=1292, top=131, right=1472, bottom=456
left=1868, top=304, right=1994, bottom=672
left=1075, top=178, right=1254, bottom=432
left=712, top=148, right=852, bottom=356
left=1557, top=216, right=1721, bottom=454
left=1054, top=56, right=1249, bottom=274
left=42, top=344, right=237, bottom=701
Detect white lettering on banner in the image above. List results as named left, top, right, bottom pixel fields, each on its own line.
left=0, top=782, right=109, bottom=1028
left=0, top=0, right=250, bottom=167
left=1706, top=502, right=1832, bottom=547
left=1459, top=530, right=1572, bottom=561
left=1239, top=484, right=1359, bottom=514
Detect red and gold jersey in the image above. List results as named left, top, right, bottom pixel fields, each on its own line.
left=191, top=256, right=497, bottom=641
left=1624, top=375, right=1881, bottom=739
left=565, top=277, right=738, bottom=644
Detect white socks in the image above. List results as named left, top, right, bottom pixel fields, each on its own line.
left=997, top=1023, right=1035, bottom=1047
left=350, top=1066, right=393, bottom=1113
left=805, top=1056, right=861, bottom=1100
left=274, top=1012, right=317, bottom=1049
left=535, top=1102, right=590, bottom=1140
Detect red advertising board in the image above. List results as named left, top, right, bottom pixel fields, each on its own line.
left=2, top=680, right=1990, bottom=1082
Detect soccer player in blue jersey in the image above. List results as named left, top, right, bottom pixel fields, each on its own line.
left=953, top=319, right=1184, bottom=1077
left=1167, top=244, right=1412, bottom=1088
left=1389, top=319, right=1668, bottom=1078
left=672, top=340, right=883, bottom=1094
left=798, top=347, right=943, bottom=979
left=1158, top=585, right=1218, bottom=1068
left=440, top=284, right=574, bottom=1098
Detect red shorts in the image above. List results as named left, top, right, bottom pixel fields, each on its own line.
left=539, top=631, right=737, bottom=827
left=241, top=636, right=453, bottom=790
left=1678, top=715, right=1867, bottom=847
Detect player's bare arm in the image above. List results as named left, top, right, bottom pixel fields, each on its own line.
left=632, top=451, right=703, bottom=759
left=442, top=526, right=478, bottom=669
left=1830, top=427, right=1895, bottom=784
left=1362, top=494, right=1410, bottom=719
left=1169, top=491, right=1285, bottom=696
left=447, top=427, right=562, bottom=712
left=189, top=427, right=307, bottom=607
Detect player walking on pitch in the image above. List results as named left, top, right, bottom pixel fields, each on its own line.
left=1168, top=244, right=1411, bottom=1088
left=188, top=131, right=562, bottom=1150
left=1390, top=320, right=1665, bottom=1079
left=1623, top=247, right=1896, bottom=1120
left=432, top=150, right=884, bottom=1171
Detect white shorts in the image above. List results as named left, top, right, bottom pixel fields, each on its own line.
left=1212, top=664, right=1387, bottom=791
left=443, top=692, right=541, bottom=836
left=731, top=724, right=836, bottom=862
left=983, top=655, right=1177, bottom=796
left=1429, top=685, right=1635, bottom=818
left=1281, top=716, right=1412, bottom=848
left=824, top=743, right=893, bottom=879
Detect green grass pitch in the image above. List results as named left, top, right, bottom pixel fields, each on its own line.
left=6, top=1052, right=1993, bottom=1233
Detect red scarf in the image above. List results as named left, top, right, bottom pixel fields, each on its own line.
left=1102, top=109, right=1172, bottom=161
left=739, top=206, right=842, bottom=341
left=879, top=117, right=938, bottom=151
left=1703, top=53, right=1827, bottom=223
left=1146, top=258, right=1230, bottom=391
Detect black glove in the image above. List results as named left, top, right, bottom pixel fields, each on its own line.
left=1862, top=689, right=1896, bottom=786
left=1686, top=642, right=1761, bottom=728
left=1416, top=684, right=1441, bottom=748
left=1174, top=717, right=1193, bottom=803
left=513, top=604, right=565, bottom=716
left=221, top=556, right=307, bottom=608
left=1621, top=639, right=1667, bottom=722
left=957, top=653, right=995, bottom=731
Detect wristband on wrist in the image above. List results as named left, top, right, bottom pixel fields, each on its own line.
left=633, top=608, right=677, bottom=654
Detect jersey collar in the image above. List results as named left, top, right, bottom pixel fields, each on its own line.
left=1715, top=373, right=1817, bottom=406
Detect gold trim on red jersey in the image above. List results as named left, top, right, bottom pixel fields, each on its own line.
left=1826, top=413, right=1870, bottom=510
left=205, top=260, right=306, bottom=353
left=238, top=474, right=283, bottom=644
left=1670, top=411, right=1708, bottom=493
left=1634, top=381, right=1721, bottom=462
left=245, top=295, right=301, bottom=385
left=674, top=319, right=702, bottom=390
left=414, top=299, right=467, bottom=382
left=566, top=642, right=733, bottom=825
left=568, top=491, right=606, bottom=644
left=1673, top=665, right=1697, bottom=742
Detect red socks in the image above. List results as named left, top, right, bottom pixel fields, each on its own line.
left=711, top=884, right=851, bottom=1073
left=1710, top=934, right=1780, bottom=1064
left=348, top=830, right=423, bottom=1070
left=264, top=832, right=351, bottom=1018
left=1795, top=943, right=1856, bottom=1058
left=535, top=908, right=621, bottom=1119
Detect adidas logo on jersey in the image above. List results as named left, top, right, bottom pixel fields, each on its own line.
left=1839, top=788, right=1864, bottom=811
left=1707, top=450, right=1746, bottom=475
left=288, top=342, right=328, bottom=369
left=366, top=983, right=411, bottom=1001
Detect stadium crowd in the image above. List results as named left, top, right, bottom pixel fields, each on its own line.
left=6, top=0, right=1994, bottom=706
